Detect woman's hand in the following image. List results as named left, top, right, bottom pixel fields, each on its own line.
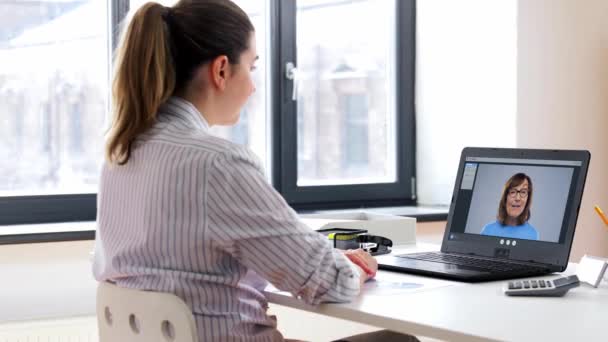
left=343, top=249, right=378, bottom=285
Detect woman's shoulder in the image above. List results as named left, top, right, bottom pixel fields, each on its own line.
left=483, top=220, right=501, bottom=228
left=136, top=127, right=261, bottom=169
left=196, top=132, right=244, bottom=154
left=522, top=221, right=538, bottom=231
left=199, top=136, right=263, bottom=171
left=481, top=220, right=501, bottom=233
left=519, top=222, right=538, bottom=239
left=143, top=124, right=251, bottom=155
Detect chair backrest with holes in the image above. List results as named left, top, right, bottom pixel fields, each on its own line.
left=96, top=282, right=197, bottom=342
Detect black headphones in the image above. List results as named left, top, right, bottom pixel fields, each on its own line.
left=357, top=234, right=393, bottom=256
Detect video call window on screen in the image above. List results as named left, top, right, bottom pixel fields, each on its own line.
left=460, top=158, right=580, bottom=243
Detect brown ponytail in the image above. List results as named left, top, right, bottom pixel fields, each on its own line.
left=106, top=3, right=175, bottom=164
left=106, top=0, right=254, bottom=164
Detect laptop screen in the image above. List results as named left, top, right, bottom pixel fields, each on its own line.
left=454, top=157, right=582, bottom=244
left=436, top=148, right=590, bottom=268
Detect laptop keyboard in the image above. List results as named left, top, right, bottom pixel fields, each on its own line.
left=396, top=252, right=546, bottom=273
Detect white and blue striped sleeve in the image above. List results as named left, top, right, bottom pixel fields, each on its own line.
left=206, top=147, right=361, bottom=305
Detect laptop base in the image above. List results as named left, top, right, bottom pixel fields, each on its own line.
left=376, top=254, right=552, bottom=282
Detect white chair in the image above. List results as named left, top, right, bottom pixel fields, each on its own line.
left=96, top=282, right=197, bottom=342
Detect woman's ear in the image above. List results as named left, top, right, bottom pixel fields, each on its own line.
left=209, top=55, right=229, bottom=91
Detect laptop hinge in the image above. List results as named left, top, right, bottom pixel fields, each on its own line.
left=521, top=260, right=561, bottom=272
left=450, top=251, right=557, bottom=271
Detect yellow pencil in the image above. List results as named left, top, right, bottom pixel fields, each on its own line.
left=594, top=205, right=608, bottom=227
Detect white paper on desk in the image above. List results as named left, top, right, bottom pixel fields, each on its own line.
left=363, top=271, right=458, bottom=296
left=264, top=272, right=456, bottom=297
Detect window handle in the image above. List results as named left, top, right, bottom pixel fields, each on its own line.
left=285, top=62, right=299, bottom=101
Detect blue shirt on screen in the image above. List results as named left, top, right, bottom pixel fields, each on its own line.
left=480, top=221, right=539, bottom=240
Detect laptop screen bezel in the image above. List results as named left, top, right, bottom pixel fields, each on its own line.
left=441, top=147, right=590, bottom=270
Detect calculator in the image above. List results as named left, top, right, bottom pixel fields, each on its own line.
left=504, top=275, right=580, bottom=297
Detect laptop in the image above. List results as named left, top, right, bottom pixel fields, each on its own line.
left=377, top=147, right=591, bottom=282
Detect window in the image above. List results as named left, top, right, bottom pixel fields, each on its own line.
left=1, top=1, right=107, bottom=196
left=341, top=94, right=369, bottom=172
left=0, top=1, right=107, bottom=196
left=0, top=0, right=111, bottom=226
left=295, top=1, right=395, bottom=186
left=0, top=0, right=416, bottom=240
left=275, top=0, right=415, bottom=208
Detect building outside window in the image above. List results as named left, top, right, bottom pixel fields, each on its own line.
left=0, top=0, right=416, bottom=238
left=0, top=0, right=107, bottom=197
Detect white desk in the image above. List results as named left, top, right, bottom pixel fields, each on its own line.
left=2, top=240, right=607, bottom=341
left=265, top=243, right=608, bottom=342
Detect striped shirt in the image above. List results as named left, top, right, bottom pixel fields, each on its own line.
left=92, top=97, right=361, bottom=342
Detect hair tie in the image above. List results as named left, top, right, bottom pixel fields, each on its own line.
left=161, top=6, right=173, bottom=24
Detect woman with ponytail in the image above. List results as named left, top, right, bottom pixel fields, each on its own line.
left=93, top=1, right=416, bottom=341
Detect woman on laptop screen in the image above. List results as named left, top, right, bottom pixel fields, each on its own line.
left=481, top=173, right=539, bottom=240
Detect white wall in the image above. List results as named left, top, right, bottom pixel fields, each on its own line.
left=517, top=0, right=608, bottom=260
left=416, top=0, right=517, bottom=205
left=417, top=0, right=608, bottom=260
